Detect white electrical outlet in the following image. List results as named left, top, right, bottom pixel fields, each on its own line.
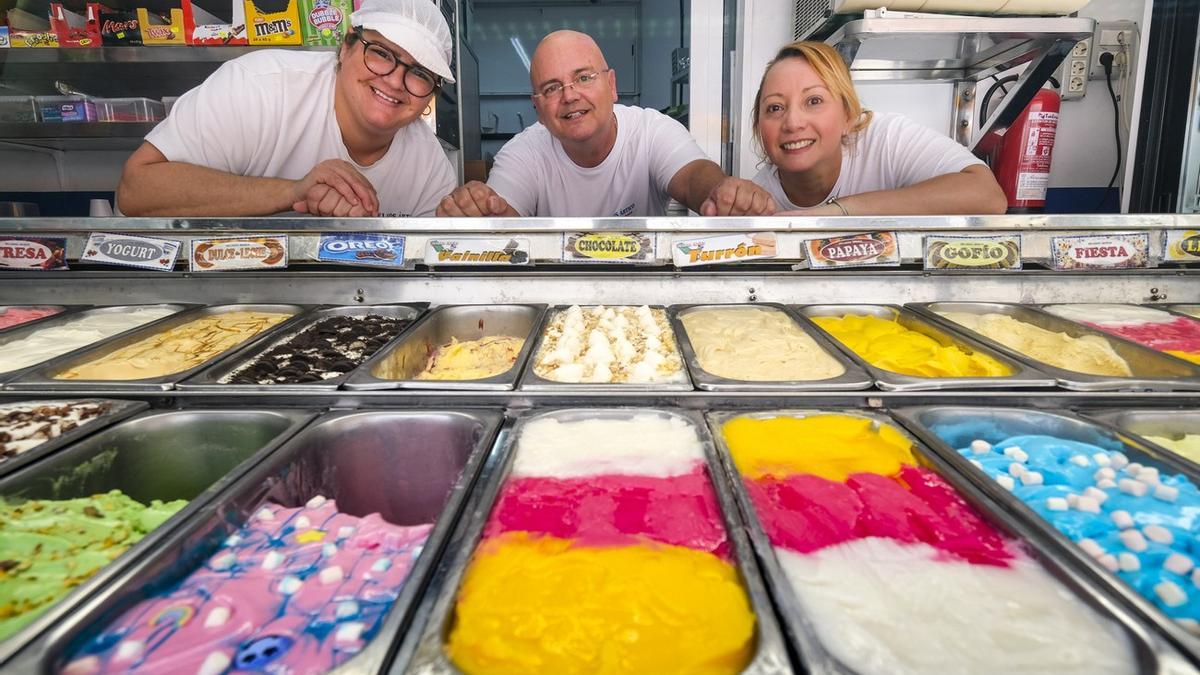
left=1091, top=20, right=1136, bottom=81
left=1057, top=37, right=1091, bottom=100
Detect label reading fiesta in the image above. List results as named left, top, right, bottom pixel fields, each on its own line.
left=190, top=235, right=288, bottom=271
left=673, top=232, right=776, bottom=267
left=0, top=237, right=68, bottom=270
left=84, top=233, right=180, bottom=271
left=1051, top=233, right=1150, bottom=270
left=804, top=232, right=899, bottom=269
left=923, top=235, right=1022, bottom=271
left=425, top=238, right=530, bottom=266
left=562, top=232, right=655, bottom=263
left=317, top=233, right=405, bottom=268
left=1164, top=230, right=1200, bottom=263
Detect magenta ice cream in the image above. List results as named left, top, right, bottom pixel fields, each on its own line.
left=61, top=496, right=431, bottom=675
left=0, top=306, right=61, bottom=331
left=1043, top=304, right=1200, bottom=365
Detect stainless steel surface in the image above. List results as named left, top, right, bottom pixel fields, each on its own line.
left=891, top=405, right=1200, bottom=665
left=402, top=407, right=792, bottom=675
left=0, top=408, right=313, bottom=668
left=8, top=304, right=309, bottom=393
left=706, top=408, right=1172, bottom=674
left=670, top=303, right=871, bottom=391
left=177, top=303, right=427, bottom=392
left=910, top=302, right=1200, bottom=391
left=345, top=304, right=545, bottom=391
left=1080, top=409, right=1200, bottom=476
left=28, top=409, right=501, bottom=675
left=0, top=305, right=79, bottom=336
left=0, top=304, right=192, bottom=387
left=795, top=303, right=1055, bottom=391
left=0, top=398, right=147, bottom=479
left=1168, top=306, right=1200, bottom=320
left=520, top=306, right=695, bottom=392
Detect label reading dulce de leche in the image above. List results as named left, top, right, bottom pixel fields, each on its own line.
left=0, top=237, right=68, bottom=270
left=424, top=238, right=530, bottom=266
left=923, top=235, right=1022, bottom=271
left=1050, top=232, right=1150, bottom=270
left=803, top=232, right=899, bottom=269
left=562, top=232, right=656, bottom=263
left=672, top=232, right=777, bottom=268
left=189, top=235, right=288, bottom=272
left=84, top=233, right=180, bottom=271
left=1164, top=230, right=1200, bottom=263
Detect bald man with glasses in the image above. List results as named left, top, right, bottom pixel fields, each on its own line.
left=117, top=0, right=456, bottom=217
left=438, top=30, right=778, bottom=218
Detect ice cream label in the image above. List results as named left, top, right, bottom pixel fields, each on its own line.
left=0, top=237, right=68, bottom=270
left=924, top=234, right=1022, bottom=270
left=83, top=233, right=180, bottom=271
left=0, top=27, right=10, bottom=47
left=318, top=233, right=405, bottom=268
left=1051, top=233, right=1151, bottom=270
left=672, top=232, right=776, bottom=268
left=804, top=231, right=899, bottom=268
left=562, top=232, right=656, bottom=263
left=190, top=235, right=288, bottom=271
left=1164, top=230, right=1200, bottom=263
left=425, top=238, right=530, bottom=266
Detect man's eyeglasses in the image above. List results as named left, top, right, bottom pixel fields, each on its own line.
left=533, top=69, right=610, bottom=99
left=354, top=29, right=441, bottom=98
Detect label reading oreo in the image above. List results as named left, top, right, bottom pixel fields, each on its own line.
left=317, top=233, right=405, bottom=268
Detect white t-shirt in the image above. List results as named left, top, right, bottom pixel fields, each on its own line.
left=486, top=104, right=708, bottom=217
left=147, top=50, right=456, bottom=217
left=751, top=112, right=985, bottom=211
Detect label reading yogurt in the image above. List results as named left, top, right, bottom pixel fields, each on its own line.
left=190, top=235, right=288, bottom=271
left=672, top=232, right=776, bottom=268
left=0, top=237, right=68, bottom=270
left=804, top=232, right=899, bottom=269
left=317, top=233, right=405, bottom=268
left=923, top=235, right=1022, bottom=271
left=425, top=238, right=530, bottom=266
left=84, top=233, right=180, bottom=271
left=562, top=232, right=656, bottom=263
left=1050, top=233, right=1150, bottom=270
left=1164, top=230, right=1200, bottom=263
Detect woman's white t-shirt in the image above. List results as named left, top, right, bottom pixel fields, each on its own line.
left=751, top=112, right=985, bottom=211
left=147, top=50, right=456, bottom=217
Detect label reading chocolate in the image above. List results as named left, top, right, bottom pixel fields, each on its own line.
left=425, top=238, right=530, bottom=266
left=1164, top=230, right=1200, bottom=263
left=804, top=232, right=899, bottom=269
left=84, top=233, right=180, bottom=271
left=0, top=237, right=68, bottom=270
left=673, top=233, right=777, bottom=268
left=923, top=235, right=1022, bottom=271
left=190, top=235, right=288, bottom=271
left=562, top=232, right=656, bottom=263
left=317, top=233, right=405, bottom=268
left=1050, top=233, right=1151, bottom=270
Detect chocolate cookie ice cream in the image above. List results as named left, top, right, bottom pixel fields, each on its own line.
left=222, top=314, right=411, bottom=384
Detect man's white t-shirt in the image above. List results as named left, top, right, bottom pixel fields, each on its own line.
left=751, top=112, right=986, bottom=211
left=147, top=50, right=456, bottom=217
left=486, top=104, right=709, bottom=217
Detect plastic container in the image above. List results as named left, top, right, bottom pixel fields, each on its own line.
left=94, top=97, right=166, bottom=122
left=0, top=96, right=37, bottom=123
left=35, top=96, right=96, bottom=123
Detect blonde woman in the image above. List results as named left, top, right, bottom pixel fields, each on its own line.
left=751, top=41, right=1007, bottom=216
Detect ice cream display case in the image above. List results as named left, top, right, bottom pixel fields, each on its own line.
left=1, top=213, right=1200, bottom=674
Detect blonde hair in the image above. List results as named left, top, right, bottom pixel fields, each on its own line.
left=751, top=41, right=873, bottom=160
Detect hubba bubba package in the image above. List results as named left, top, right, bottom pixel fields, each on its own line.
left=298, top=0, right=349, bottom=45
left=243, top=0, right=302, bottom=45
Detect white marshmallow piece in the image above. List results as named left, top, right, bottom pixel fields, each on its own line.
left=1046, top=497, right=1069, bottom=511
left=1155, top=485, right=1180, bottom=503
left=335, top=622, right=365, bottom=643
left=210, top=552, right=237, bottom=571
left=1083, top=486, right=1109, bottom=504
left=1119, top=530, right=1148, bottom=552
left=223, top=535, right=241, bottom=548
left=261, top=551, right=284, bottom=571
left=198, top=652, right=232, bottom=675
left=1180, top=619, right=1200, bottom=636
left=996, top=475, right=1015, bottom=491
left=1097, top=479, right=1118, bottom=489
left=1004, top=446, right=1029, bottom=462
left=305, top=495, right=327, bottom=509
left=1192, top=568, right=1200, bottom=590
left=1136, top=468, right=1160, bottom=485
left=970, top=459, right=983, bottom=469
left=278, top=575, right=302, bottom=595
left=1094, top=467, right=1117, bottom=481
left=1069, top=454, right=1090, bottom=467
left=114, top=640, right=144, bottom=663
left=322, top=543, right=338, bottom=558
left=970, top=439, right=992, bottom=455
left=319, top=565, right=345, bottom=585
left=255, top=507, right=275, bottom=521
left=60, top=657, right=100, bottom=675
left=1155, top=581, right=1188, bottom=608
left=1111, top=452, right=1129, bottom=469
left=203, top=606, right=231, bottom=628
left=1098, top=554, right=1120, bottom=572
left=1093, top=453, right=1113, bottom=467
left=1118, top=553, right=1141, bottom=572
left=294, top=515, right=311, bottom=529
left=1166, top=553, right=1195, bottom=576
left=336, top=600, right=359, bottom=619
left=1008, top=463, right=1027, bottom=477
left=1076, top=496, right=1101, bottom=513
left=1124, top=462, right=1143, bottom=475
left=1020, top=471, right=1044, bottom=486
left=1145, top=525, right=1174, bottom=545
left=1067, top=494, right=1080, bottom=508
left=1079, top=538, right=1105, bottom=558
left=338, top=526, right=356, bottom=540
left=371, top=557, right=392, bottom=572
left=1118, top=479, right=1148, bottom=497
left=1111, top=510, right=1135, bottom=529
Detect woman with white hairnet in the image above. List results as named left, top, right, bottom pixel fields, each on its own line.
left=116, top=0, right=456, bottom=217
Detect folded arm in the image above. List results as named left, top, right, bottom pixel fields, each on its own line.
left=782, top=166, right=1007, bottom=216
left=668, top=159, right=777, bottom=216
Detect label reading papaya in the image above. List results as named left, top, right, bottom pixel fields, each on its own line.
left=804, top=232, right=899, bottom=269
left=562, top=232, right=656, bottom=263
left=923, top=235, right=1022, bottom=271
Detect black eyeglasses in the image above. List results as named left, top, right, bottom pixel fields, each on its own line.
left=353, top=29, right=440, bottom=98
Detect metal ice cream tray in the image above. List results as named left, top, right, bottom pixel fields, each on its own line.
left=707, top=408, right=1184, bottom=675
left=891, top=405, right=1200, bottom=667
left=0, top=397, right=147, bottom=478
left=8, top=303, right=312, bottom=392
left=669, top=303, right=872, bottom=391
left=793, top=303, right=1054, bottom=391
left=398, top=407, right=792, bottom=675
left=178, top=303, right=428, bottom=392
left=908, top=302, right=1200, bottom=391
left=0, top=305, right=86, bottom=337
left=1079, top=409, right=1200, bottom=477
left=519, top=305, right=696, bottom=392
left=0, top=408, right=313, bottom=669
left=344, top=304, right=546, bottom=391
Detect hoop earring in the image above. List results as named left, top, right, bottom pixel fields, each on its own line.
left=423, top=104, right=433, bottom=115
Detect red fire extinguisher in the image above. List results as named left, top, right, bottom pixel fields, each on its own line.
left=981, top=84, right=1061, bottom=213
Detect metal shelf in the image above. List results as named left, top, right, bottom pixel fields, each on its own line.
left=0, top=122, right=156, bottom=150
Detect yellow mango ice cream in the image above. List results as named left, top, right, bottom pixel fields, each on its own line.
left=937, top=311, right=1132, bottom=377
left=55, top=311, right=291, bottom=380
left=723, top=414, right=916, bottom=481
left=812, top=314, right=1010, bottom=378
left=680, top=307, right=844, bottom=381
left=1144, top=434, right=1200, bottom=464
left=414, top=336, right=524, bottom=380
left=446, top=532, right=755, bottom=675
